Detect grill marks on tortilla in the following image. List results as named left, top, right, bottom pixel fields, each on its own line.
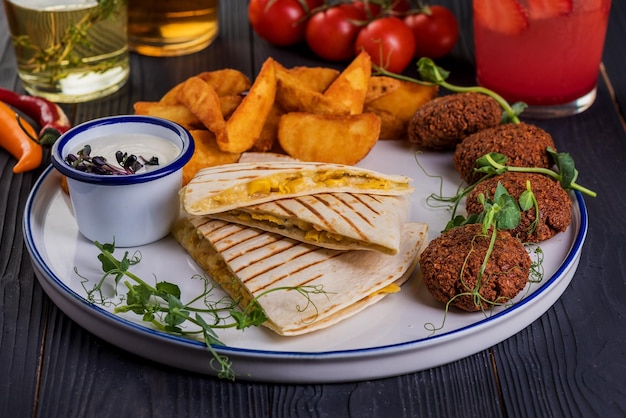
left=173, top=217, right=429, bottom=335
left=185, top=173, right=257, bottom=195
left=263, top=193, right=381, bottom=241
left=193, top=163, right=316, bottom=184
left=204, top=192, right=408, bottom=254
left=192, top=217, right=343, bottom=293
left=340, top=193, right=384, bottom=232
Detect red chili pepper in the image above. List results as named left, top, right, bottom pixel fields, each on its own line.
left=0, top=88, right=71, bottom=146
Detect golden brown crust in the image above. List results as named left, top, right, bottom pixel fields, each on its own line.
left=420, top=224, right=531, bottom=312
left=453, top=122, right=556, bottom=184
left=408, top=92, right=501, bottom=150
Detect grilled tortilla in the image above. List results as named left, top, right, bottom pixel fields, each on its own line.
left=172, top=217, right=428, bottom=336
left=180, top=161, right=413, bottom=215
left=209, top=193, right=408, bottom=255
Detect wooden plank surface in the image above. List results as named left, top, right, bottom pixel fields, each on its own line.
left=1, top=1, right=625, bottom=417
left=603, top=0, right=626, bottom=118
left=0, top=18, right=48, bottom=417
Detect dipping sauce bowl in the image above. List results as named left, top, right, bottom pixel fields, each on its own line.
left=51, top=115, right=194, bottom=247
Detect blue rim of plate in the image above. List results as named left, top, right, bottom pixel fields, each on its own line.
left=23, top=164, right=588, bottom=358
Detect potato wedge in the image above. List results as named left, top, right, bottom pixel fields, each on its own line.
left=160, top=69, right=251, bottom=104
left=364, top=105, right=406, bottom=139
left=323, top=51, right=371, bottom=114
left=222, top=57, right=277, bottom=153
left=287, top=66, right=339, bottom=92
left=365, top=76, right=402, bottom=103
left=366, top=81, right=438, bottom=125
left=134, top=102, right=204, bottom=129
left=176, top=76, right=228, bottom=145
left=278, top=112, right=381, bottom=165
left=160, top=84, right=184, bottom=105
left=135, top=96, right=241, bottom=127
left=219, top=94, right=244, bottom=119
left=238, top=152, right=296, bottom=163
left=197, top=69, right=252, bottom=96
left=183, top=130, right=240, bottom=185
left=275, top=62, right=350, bottom=115
left=253, top=103, right=284, bottom=152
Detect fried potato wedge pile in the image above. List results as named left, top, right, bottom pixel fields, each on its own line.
left=134, top=52, right=437, bottom=183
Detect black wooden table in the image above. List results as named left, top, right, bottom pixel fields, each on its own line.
left=2, top=1, right=625, bottom=417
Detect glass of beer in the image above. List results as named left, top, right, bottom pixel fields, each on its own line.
left=127, top=0, right=219, bottom=57
left=2, top=0, right=130, bottom=103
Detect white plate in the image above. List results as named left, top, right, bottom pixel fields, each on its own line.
left=23, top=140, right=587, bottom=383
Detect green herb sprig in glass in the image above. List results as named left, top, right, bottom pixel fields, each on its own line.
left=12, top=0, right=124, bottom=84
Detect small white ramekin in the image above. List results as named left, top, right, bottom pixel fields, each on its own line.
left=51, top=115, right=194, bottom=247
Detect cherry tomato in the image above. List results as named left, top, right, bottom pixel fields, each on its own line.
left=305, top=4, right=366, bottom=61
left=248, top=0, right=323, bottom=46
left=404, top=5, right=459, bottom=59
left=354, top=17, right=416, bottom=73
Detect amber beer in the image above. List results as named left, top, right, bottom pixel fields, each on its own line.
left=128, top=0, right=219, bottom=56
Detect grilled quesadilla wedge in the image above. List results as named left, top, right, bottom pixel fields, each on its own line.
left=180, top=161, right=413, bottom=215
left=172, top=217, right=428, bottom=336
left=209, top=193, right=408, bottom=255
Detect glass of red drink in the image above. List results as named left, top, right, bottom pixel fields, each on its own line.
left=473, top=0, right=612, bottom=118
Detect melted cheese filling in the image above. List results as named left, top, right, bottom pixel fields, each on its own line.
left=191, top=170, right=410, bottom=212
left=374, top=283, right=401, bottom=295
left=231, top=210, right=348, bottom=245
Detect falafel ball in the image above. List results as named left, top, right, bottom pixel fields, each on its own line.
left=408, top=92, right=502, bottom=150
left=466, top=172, right=571, bottom=243
left=420, top=223, right=531, bottom=312
left=453, top=122, right=556, bottom=184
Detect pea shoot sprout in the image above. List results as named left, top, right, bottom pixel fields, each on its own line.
left=372, top=57, right=526, bottom=123
left=77, top=241, right=326, bottom=380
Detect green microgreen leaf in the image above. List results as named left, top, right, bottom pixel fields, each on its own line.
left=492, top=183, right=521, bottom=230
left=164, top=293, right=188, bottom=329
left=548, top=147, right=578, bottom=188
left=230, top=300, right=268, bottom=329
left=518, top=183, right=535, bottom=212
left=97, top=251, right=119, bottom=274
left=503, top=102, right=528, bottom=123
left=125, top=283, right=153, bottom=313
left=156, top=281, right=181, bottom=300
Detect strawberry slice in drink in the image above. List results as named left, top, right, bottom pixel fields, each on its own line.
left=473, top=0, right=529, bottom=35
left=527, top=0, right=573, bottom=19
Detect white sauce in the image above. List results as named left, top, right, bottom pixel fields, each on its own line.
left=72, top=133, right=181, bottom=174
